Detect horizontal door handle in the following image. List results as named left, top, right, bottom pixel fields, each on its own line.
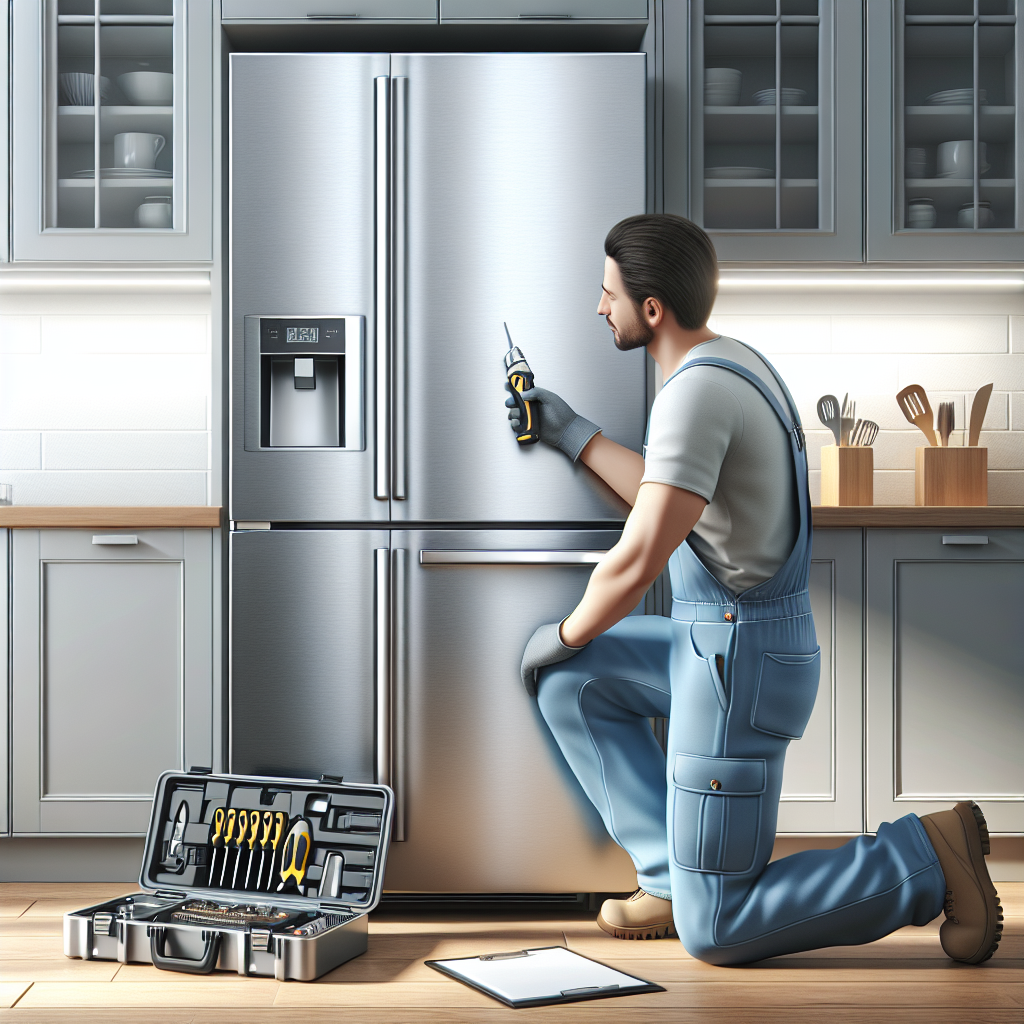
left=92, top=534, right=138, bottom=545
left=419, top=550, right=606, bottom=565
left=942, top=535, right=989, bottom=545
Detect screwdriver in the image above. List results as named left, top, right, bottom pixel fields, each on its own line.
left=207, top=808, right=226, bottom=886
left=264, top=812, right=287, bottom=891
left=503, top=323, right=541, bottom=446
left=237, top=810, right=260, bottom=890
left=217, top=808, right=237, bottom=887
left=249, top=811, right=273, bottom=891
left=230, top=810, right=251, bottom=889
left=277, top=817, right=313, bottom=895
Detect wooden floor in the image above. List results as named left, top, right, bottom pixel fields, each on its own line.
left=1, top=882, right=1021, bottom=1023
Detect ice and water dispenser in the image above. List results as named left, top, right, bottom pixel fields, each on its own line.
left=243, top=315, right=364, bottom=451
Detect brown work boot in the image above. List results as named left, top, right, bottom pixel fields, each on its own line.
left=920, top=801, right=1003, bottom=964
left=596, top=889, right=676, bottom=940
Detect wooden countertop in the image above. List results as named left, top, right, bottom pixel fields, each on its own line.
left=0, top=506, right=1019, bottom=529
left=0, top=506, right=222, bottom=528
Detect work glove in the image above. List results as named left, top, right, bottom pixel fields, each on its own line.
left=520, top=620, right=589, bottom=697
left=504, top=385, right=601, bottom=463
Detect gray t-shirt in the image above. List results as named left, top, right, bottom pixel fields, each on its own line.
left=640, top=336, right=798, bottom=594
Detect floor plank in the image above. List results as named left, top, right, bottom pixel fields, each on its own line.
left=0, top=985, right=31, bottom=1011
left=14, top=981, right=280, bottom=1008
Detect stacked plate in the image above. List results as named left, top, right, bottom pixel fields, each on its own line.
left=705, top=68, right=742, bottom=106
left=705, top=167, right=774, bottom=179
left=926, top=88, right=988, bottom=106
left=753, top=88, right=807, bottom=106
left=71, top=168, right=173, bottom=179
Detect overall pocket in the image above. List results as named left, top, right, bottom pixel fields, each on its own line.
left=750, top=649, right=821, bottom=740
left=671, top=753, right=765, bottom=874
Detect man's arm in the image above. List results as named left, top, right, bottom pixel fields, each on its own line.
left=578, top=433, right=646, bottom=506
left=560, top=481, right=707, bottom=648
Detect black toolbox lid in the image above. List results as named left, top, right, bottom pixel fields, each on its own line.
left=140, top=769, right=393, bottom=916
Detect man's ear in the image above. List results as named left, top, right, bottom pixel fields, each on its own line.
left=642, top=297, right=664, bottom=328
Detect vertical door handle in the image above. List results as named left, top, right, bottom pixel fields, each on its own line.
left=391, top=77, right=408, bottom=501
left=391, top=547, right=407, bottom=841
left=374, top=548, right=392, bottom=790
left=374, top=76, right=390, bottom=500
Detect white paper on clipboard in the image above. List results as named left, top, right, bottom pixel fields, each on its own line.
left=426, top=945, right=661, bottom=1007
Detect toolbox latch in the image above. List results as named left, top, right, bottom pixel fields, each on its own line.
left=188, top=766, right=213, bottom=775
left=250, top=928, right=271, bottom=952
left=318, top=774, right=344, bottom=784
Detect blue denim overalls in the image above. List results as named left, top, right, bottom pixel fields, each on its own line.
left=537, top=342, right=945, bottom=964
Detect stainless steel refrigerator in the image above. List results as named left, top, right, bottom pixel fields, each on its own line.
left=229, top=52, right=647, bottom=893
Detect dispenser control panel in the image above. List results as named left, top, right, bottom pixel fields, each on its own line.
left=260, top=318, right=345, bottom=354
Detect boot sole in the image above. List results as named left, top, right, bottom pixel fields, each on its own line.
left=597, top=919, right=677, bottom=940
left=952, top=801, right=1003, bottom=964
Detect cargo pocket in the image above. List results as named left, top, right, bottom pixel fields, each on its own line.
left=750, top=649, right=821, bottom=740
left=671, top=753, right=765, bottom=874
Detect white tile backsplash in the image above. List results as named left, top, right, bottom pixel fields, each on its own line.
left=44, top=432, right=209, bottom=471
left=0, top=315, right=41, bottom=354
left=1011, top=316, right=1024, bottom=354
left=0, top=471, right=208, bottom=506
left=0, top=432, right=42, bottom=470
left=988, top=471, right=1024, bottom=505
left=41, top=315, right=208, bottom=355
left=831, top=315, right=1007, bottom=354
left=897, top=354, right=1024, bottom=392
left=708, top=315, right=831, bottom=354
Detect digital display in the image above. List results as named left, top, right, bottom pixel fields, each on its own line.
left=286, top=326, right=318, bottom=344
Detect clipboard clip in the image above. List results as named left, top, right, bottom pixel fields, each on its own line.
left=560, top=984, right=620, bottom=997
left=478, top=950, right=529, bottom=960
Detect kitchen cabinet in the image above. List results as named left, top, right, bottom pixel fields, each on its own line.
left=11, top=0, right=213, bottom=261
left=1, top=530, right=9, bottom=836
left=10, top=528, right=214, bottom=835
left=439, top=1, right=648, bottom=19
left=664, top=0, right=864, bottom=261
left=866, top=0, right=1023, bottom=260
left=220, top=0, right=438, bottom=18
left=776, top=528, right=864, bottom=833
left=865, top=528, right=1024, bottom=834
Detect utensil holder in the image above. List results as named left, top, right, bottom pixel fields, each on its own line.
left=820, top=445, right=873, bottom=506
left=915, top=447, right=987, bottom=506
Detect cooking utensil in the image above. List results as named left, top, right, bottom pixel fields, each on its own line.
left=277, top=818, right=313, bottom=894
left=840, top=394, right=855, bottom=446
left=896, top=385, right=938, bottom=446
left=851, top=419, right=878, bottom=447
left=937, top=401, right=954, bottom=447
left=817, top=395, right=841, bottom=446
left=218, top=809, right=237, bottom=887
left=968, top=383, right=993, bottom=447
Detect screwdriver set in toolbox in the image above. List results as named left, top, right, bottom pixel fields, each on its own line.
left=64, top=769, right=393, bottom=981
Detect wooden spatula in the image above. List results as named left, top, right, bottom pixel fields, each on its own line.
left=968, top=383, right=993, bottom=447
left=896, top=384, right=937, bottom=446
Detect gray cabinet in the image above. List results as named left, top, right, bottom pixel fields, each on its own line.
left=866, top=0, right=1023, bottom=260
left=866, top=528, right=1024, bottom=834
left=776, top=528, right=864, bottom=833
left=11, top=0, right=213, bottom=261
left=665, top=0, right=864, bottom=261
left=1, top=530, right=9, bottom=835
left=10, top=529, right=214, bottom=835
left=221, top=0, right=437, bottom=18
left=439, top=0, right=648, bottom=19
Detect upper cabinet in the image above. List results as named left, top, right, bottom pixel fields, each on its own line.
left=867, top=0, right=1023, bottom=260
left=438, top=0, right=648, bottom=18
left=664, top=0, right=864, bottom=262
left=12, top=0, right=213, bottom=261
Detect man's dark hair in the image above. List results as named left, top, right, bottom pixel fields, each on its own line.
left=604, top=214, right=718, bottom=330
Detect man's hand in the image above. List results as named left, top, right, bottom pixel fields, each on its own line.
left=505, top=384, right=600, bottom=462
left=520, top=620, right=588, bottom=696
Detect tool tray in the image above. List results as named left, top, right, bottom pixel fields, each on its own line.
left=64, top=769, right=393, bottom=981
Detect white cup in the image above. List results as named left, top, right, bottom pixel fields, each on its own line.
left=113, top=132, right=165, bottom=169
left=936, top=140, right=989, bottom=178
left=907, top=199, right=936, bottom=229
left=134, top=196, right=172, bottom=228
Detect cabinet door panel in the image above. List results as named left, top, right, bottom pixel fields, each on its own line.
left=777, top=529, right=863, bottom=833
left=440, top=0, right=647, bottom=18
left=867, top=529, right=1024, bottom=833
left=222, top=0, right=437, bottom=17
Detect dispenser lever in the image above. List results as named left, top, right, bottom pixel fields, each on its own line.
left=294, top=357, right=315, bottom=390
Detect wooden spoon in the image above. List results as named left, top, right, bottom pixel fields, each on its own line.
left=896, top=384, right=937, bottom=446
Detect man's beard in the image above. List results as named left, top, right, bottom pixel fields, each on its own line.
left=610, top=308, right=654, bottom=351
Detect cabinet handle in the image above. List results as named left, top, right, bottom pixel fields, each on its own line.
left=391, top=548, right=407, bottom=842
left=942, top=535, right=989, bottom=545
left=374, top=76, right=390, bottom=501
left=374, top=548, right=391, bottom=790
left=419, top=549, right=606, bottom=565
left=92, top=534, right=138, bottom=545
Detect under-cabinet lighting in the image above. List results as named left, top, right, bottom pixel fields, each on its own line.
left=718, top=274, right=1024, bottom=292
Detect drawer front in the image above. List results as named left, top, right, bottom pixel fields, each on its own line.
left=440, top=0, right=648, bottom=20
left=222, top=0, right=437, bottom=19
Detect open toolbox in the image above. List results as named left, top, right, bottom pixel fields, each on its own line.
left=64, top=769, right=393, bottom=981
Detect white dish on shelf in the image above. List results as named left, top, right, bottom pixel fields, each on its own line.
left=926, top=88, right=988, bottom=106
left=705, top=68, right=742, bottom=106
left=117, top=72, right=174, bottom=106
left=70, top=168, right=173, bottom=179
left=705, top=166, right=774, bottom=179
left=59, top=73, right=111, bottom=106
left=753, top=88, right=807, bottom=106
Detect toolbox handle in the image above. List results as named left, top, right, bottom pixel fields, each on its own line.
left=149, top=927, right=221, bottom=975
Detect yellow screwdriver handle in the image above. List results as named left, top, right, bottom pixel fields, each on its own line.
left=259, top=811, right=273, bottom=849
left=278, top=820, right=312, bottom=890
left=271, top=811, right=286, bottom=850
left=210, top=807, right=225, bottom=847
left=223, top=808, right=237, bottom=847
left=235, top=809, right=249, bottom=849
left=246, top=812, right=261, bottom=851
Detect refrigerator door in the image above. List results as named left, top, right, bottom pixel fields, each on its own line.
left=230, top=53, right=390, bottom=523
left=391, top=53, right=648, bottom=523
left=230, top=529, right=389, bottom=783
left=385, top=529, right=638, bottom=893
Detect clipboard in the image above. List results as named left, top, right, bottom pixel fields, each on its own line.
left=425, top=945, right=665, bottom=1008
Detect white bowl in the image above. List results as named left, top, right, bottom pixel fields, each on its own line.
left=117, top=72, right=173, bottom=106
left=753, top=88, right=808, bottom=106
left=134, top=196, right=173, bottom=228
left=59, top=73, right=111, bottom=106
left=704, top=68, right=741, bottom=105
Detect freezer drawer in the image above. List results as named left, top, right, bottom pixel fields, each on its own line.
left=230, top=529, right=388, bottom=783
left=384, top=529, right=637, bottom=893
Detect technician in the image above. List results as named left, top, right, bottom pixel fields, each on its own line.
left=507, top=214, right=1001, bottom=966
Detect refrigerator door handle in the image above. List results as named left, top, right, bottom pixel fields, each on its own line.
left=419, top=550, right=607, bottom=565
left=391, top=547, right=407, bottom=841
left=374, top=547, right=392, bottom=790
left=392, top=77, right=408, bottom=501
left=374, top=76, right=390, bottom=501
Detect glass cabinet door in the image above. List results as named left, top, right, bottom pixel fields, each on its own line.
left=867, top=0, right=1022, bottom=260
left=675, top=0, right=863, bottom=261
left=12, top=0, right=212, bottom=260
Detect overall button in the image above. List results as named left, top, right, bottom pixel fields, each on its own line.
left=724, top=612, right=734, bottom=622
left=710, top=779, right=722, bottom=790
